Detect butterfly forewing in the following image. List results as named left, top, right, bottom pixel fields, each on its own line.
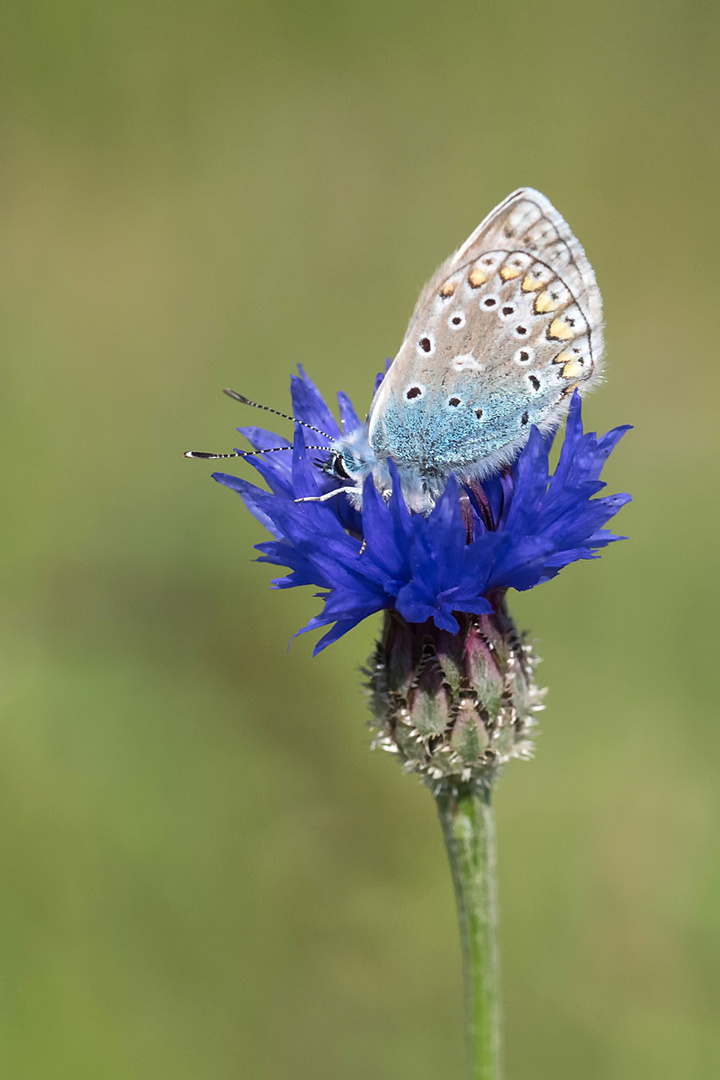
left=368, top=188, right=604, bottom=479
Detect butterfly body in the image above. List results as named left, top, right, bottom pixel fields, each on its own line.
left=329, top=188, right=604, bottom=512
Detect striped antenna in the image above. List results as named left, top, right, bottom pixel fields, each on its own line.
left=223, top=388, right=333, bottom=442
left=184, top=445, right=329, bottom=461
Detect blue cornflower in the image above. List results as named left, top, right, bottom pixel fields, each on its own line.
left=213, top=367, right=631, bottom=655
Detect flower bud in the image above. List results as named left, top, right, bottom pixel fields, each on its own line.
left=367, top=601, right=544, bottom=787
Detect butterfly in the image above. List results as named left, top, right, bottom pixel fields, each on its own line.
left=323, top=188, right=604, bottom=513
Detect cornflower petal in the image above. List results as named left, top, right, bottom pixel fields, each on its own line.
left=212, top=472, right=286, bottom=541
left=236, top=427, right=294, bottom=495
left=291, top=366, right=340, bottom=441
left=213, top=373, right=631, bottom=649
left=337, top=392, right=361, bottom=433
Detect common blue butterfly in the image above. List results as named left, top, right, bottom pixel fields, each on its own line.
left=321, top=188, right=603, bottom=513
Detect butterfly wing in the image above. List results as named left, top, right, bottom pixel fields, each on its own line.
left=368, top=188, right=604, bottom=480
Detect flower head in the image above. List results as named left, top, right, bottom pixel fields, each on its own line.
left=214, top=367, right=631, bottom=654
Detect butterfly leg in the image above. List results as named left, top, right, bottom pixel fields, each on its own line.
left=459, top=491, right=474, bottom=543
left=467, top=480, right=496, bottom=531
left=295, top=486, right=358, bottom=504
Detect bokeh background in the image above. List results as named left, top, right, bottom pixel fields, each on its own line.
left=2, top=1, right=719, bottom=1077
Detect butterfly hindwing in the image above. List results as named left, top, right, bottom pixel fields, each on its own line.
left=368, top=189, right=604, bottom=480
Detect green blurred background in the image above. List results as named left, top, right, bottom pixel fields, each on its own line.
left=1, top=1, right=719, bottom=1077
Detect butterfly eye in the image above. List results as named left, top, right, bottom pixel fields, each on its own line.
left=332, top=455, right=351, bottom=480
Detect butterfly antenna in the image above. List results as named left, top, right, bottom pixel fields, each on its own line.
left=184, top=445, right=329, bottom=460
left=223, top=388, right=333, bottom=442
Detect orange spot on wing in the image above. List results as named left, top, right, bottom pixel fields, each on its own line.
left=561, top=358, right=584, bottom=379
left=468, top=266, right=489, bottom=288
left=521, top=272, right=545, bottom=292
left=547, top=316, right=574, bottom=341
left=534, top=289, right=563, bottom=314
left=500, top=264, right=522, bottom=282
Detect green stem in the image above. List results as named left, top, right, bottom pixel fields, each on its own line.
left=436, top=784, right=502, bottom=1080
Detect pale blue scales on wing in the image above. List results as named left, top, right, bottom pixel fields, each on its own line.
left=328, top=188, right=604, bottom=512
